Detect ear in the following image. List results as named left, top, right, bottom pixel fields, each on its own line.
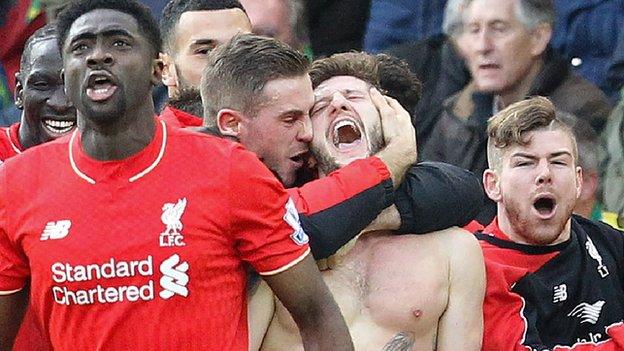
left=14, top=73, right=24, bottom=110
left=483, top=169, right=502, bottom=202
left=575, top=166, right=584, bottom=200
left=529, top=23, right=552, bottom=57
left=217, top=109, right=244, bottom=138
left=151, top=57, right=164, bottom=86
left=160, top=52, right=178, bottom=89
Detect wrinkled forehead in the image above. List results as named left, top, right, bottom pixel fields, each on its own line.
left=314, top=75, right=371, bottom=100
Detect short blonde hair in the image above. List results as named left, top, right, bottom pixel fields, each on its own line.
left=487, top=96, right=577, bottom=170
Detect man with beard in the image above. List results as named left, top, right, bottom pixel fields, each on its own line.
left=478, top=96, right=624, bottom=350
left=0, top=1, right=353, bottom=350
left=0, top=24, right=76, bottom=162
left=200, top=34, right=485, bottom=261
left=159, top=0, right=251, bottom=127
left=249, top=52, right=486, bottom=351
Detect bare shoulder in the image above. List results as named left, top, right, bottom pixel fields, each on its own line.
left=430, top=227, right=481, bottom=251
left=432, top=227, right=484, bottom=272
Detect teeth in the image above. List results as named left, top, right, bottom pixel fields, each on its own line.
left=334, top=120, right=357, bottom=133
left=43, top=119, right=75, bottom=134
left=44, top=120, right=75, bottom=128
left=94, top=88, right=110, bottom=94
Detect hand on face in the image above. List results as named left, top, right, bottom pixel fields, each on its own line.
left=370, top=88, right=417, bottom=187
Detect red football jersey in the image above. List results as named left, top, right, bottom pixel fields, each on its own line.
left=159, top=106, right=203, bottom=128
left=0, top=120, right=310, bottom=350
left=0, top=122, right=23, bottom=161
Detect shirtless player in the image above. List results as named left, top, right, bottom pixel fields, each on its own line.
left=251, top=52, right=486, bottom=351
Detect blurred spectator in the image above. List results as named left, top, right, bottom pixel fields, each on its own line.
left=551, top=0, right=624, bottom=104
left=239, top=0, right=309, bottom=53
left=601, top=94, right=624, bottom=230
left=0, top=0, right=46, bottom=126
left=305, top=0, right=370, bottom=57
left=384, top=0, right=469, bottom=151
left=555, top=112, right=606, bottom=222
left=422, top=0, right=611, bottom=179
left=364, top=0, right=447, bottom=53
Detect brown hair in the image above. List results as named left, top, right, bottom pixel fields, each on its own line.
left=487, top=96, right=577, bottom=169
left=309, top=52, right=421, bottom=112
left=200, top=33, right=310, bottom=127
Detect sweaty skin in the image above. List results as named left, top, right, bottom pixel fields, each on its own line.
left=254, top=228, right=485, bottom=351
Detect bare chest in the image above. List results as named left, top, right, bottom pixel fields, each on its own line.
left=324, top=232, right=450, bottom=335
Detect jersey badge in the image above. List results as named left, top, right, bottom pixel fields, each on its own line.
left=40, top=220, right=72, bottom=241
left=568, top=300, right=605, bottom=325
left=284, top=198, right=308, bottom=246
left=585, top=236, right=609, bottom=278
left=160, top=198, right=187, bottom=247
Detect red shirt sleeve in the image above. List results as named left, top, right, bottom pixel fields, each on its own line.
left=0, top=165, right=29, bottom=293
left=287, top=156, right=391, bottom=215
left=228, top=145, right=310, bottom=275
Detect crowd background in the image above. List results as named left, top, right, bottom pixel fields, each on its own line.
left=1, top=0, right=623, bottom=229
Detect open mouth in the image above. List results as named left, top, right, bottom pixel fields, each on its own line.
left=86, top=73, right=118, bottom=102
left=331, top=119, right=362, bottom=151
left=533, top=196, right=556, bottom=218
left=289, top=151, right=308, bottom=167
left=42, top=119, right=75, bottom=134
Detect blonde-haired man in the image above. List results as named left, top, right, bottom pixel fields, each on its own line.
left=479, top=96, right=624, bottom=350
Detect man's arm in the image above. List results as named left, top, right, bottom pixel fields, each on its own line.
left=262, top=255, right=353, bottom=351
left=394, top=162, right=484, bottom=233
left=288, top=88, right=417, bottom=259
left=0, top=288, right=27, bottom=351
left=248, top=280, right=275, bottom=351
left=436, top=229, right=485, bottom=351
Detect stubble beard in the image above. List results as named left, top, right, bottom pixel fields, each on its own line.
left=503, top=196, right=574, bottom=246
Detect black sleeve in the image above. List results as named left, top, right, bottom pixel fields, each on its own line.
left=395, top=161, right=485, bottom=234
left=299, top=179, right=394, bottom=259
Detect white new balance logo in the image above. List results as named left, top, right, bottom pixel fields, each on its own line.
left=40, top=220, right=71, bottom=241
left=568, top=300, right=605, bottom=324
left=159, top=254, right=189, bottom=299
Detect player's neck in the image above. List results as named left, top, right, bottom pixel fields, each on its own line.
left=78, top=107, right=156, bottom=161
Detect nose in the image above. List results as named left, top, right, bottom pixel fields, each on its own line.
left=86, top=44, right=113, bottom=68
left=48, top=86, right=73, bottom=113
left=535, top=160, right=553, bottom=185
left=475, top=29, right=494, bottom=54
left=297, top=116, right=313, bottom=143
left=329, top=91, right=350, bottom=114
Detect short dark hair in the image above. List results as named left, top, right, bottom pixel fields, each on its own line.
left=57, top=0, right=162, bottom=58
left=201, top=33, right=310, bottom=127
left=20, top=24, right=59, bottom=75
left=310, top=52, right=422, bottom=112
left=160, top=0, right=246, bottom=52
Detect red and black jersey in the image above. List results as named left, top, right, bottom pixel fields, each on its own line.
left=0, top=122, right=23, bottom=161
left=477, top=216, right=624, bottom=350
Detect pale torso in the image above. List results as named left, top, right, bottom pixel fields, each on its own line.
left=260, top=229, right=455, bottom=351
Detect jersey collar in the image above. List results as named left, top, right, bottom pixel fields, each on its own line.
left=68, top=119, right=167, bottom=184
left=7, top=123, right=23, bottom=154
